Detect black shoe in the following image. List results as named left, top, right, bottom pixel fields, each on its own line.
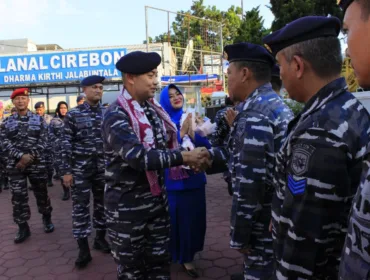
left=3, top=184, right=9, bottom=190
left=75, top=238, right=92, bottom=269
left=183, top=264, right=199, bottom=278
left=230, top=274, right=244, bottom=280
left=42, top=214, right=55, bottom=233
left=47, top=180, right=53, bottom=187
left=14, top=222, right=31, bottom=244
left=227, top=181, right=233, bottom=196
left=29, top=186, right=33, bottom=191
left=53, top=173, right=60, bottom=180
left=62, top=186, right=70, bottom=201
left=93, top=230, right=111, bottom=253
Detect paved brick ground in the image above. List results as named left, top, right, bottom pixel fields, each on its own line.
left=0, top=175, right=242, bottom=279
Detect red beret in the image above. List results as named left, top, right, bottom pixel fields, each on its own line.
left=11, top=88, right=29, bottom=99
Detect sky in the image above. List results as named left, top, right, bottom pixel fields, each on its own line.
left=0, top=0, right=273, bottom=49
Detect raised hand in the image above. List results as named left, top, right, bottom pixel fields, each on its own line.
left=180, top=114, right=191, bottom=139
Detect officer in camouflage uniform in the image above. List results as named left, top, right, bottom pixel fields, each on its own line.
left=49, top=101, right=69, bottom=200
left=0, top=88, right=54, bottom=244
left=0, top=100, right=8, bottom=192
left=262, top=16, right=370, bottom=279
left=338, top=1, right=370, bottom=279
left=203, top=43, right=293, bottom=280
left=210, top=96, right=236, bottom=196
left=102, top=51, right=209, bottom=279
left=35, top=101, right=53, bottom=187
left=61, top=75, right=110, bottom=268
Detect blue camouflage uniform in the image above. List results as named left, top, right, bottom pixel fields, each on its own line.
left=211, top=84, right=293, bottom=279
left=0, top=110, right=53, bottom=224
left=49, top=116, right=64, bottom=177
left=338, top=0, right=370, bottom=279
left=209, top=42, right=294, bottom=280
left=263, top=16, right=370, bottom=279
left=103, top=51, right=186, bottom=279
left=60, top=101, right=106, bottom=239
left=339, top=147, right=370, bottom=280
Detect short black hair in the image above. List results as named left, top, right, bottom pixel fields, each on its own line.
left=234, top=61, right=272, bottom=83
left=282, top=37, right=343, bottom=79
left=271, top=77, right=282, bottom=93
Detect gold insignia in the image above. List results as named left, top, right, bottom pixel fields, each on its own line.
left=337, top=0, right=342, bottom=5
left=24, top=90, right=28, bottom=95
left=223, top=51, right=228, bottom=60
left=264, top=44, right=272, bottom=53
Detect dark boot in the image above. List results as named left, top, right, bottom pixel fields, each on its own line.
left=93, top=230, right=111, bottom=253
left=3, top=176, right=9, bottom=190
left=75, top=238, right=92, bottom=269
left=47, top=179, right=53, bottom=187
left=62, top=186, right=70, bottom=201
left=42, top=214, right=55, bottom=233
left=14, top=222, right=31, bottom=244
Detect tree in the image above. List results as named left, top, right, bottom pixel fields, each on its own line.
left=269, top=0, right=343, bottom=31
left=234, top=6, right=270, bottom=45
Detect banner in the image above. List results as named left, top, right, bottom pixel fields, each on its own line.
left=161, top=74, right=219, bottom=84
left=0, top=48, right=127, bottom=85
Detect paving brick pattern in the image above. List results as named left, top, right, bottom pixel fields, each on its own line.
left=0, top=175, right=243, bottom=279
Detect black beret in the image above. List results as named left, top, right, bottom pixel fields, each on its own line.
left=76, top=95, right=85, bottom=103
left=35, top=101, right=45, bottom=109
left=224, top=43, right=275, bottom=67
left=80, top=75, right=105, bottom=87
left=338, top=0, right=354, bottom=12
left=263, top=16, right=341, bottom=55
left=115, top=51, right=161, bottom=74
left=272, top=64, right=280, bottom=77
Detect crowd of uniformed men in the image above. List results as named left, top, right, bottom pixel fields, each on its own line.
left=0, top=0, right=370, bottom=279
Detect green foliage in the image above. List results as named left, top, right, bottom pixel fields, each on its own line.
left=269, top=0, right=343, bottom=31
left=234, top=6, right=271, bottom=45
left=284, top=99, right=304, bottom=116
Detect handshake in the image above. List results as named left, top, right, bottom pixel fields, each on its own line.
left=181, top=147, right=212, bottom=172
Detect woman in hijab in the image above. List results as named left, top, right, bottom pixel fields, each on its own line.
left=160, top=84, right=210, bottom=278
left=49, top=101, right=69, bottom=200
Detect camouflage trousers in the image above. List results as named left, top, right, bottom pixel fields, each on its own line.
left=71, top=172, right=106, bottom=239
left=7, top=167, right=52, bottom=224
left=243, top=239, right=274, bottom=280
left=106, top=191, right=171, bottom=280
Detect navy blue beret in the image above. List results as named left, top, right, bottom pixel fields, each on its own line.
left=76, top=95, right=85, bottom=103
left=35, top=101, right=45, bottom=109
left=115, top=51, right=161, bottom=74
left=224, top=43, right=275, bottom=67
left=263, top=16, right=341, bottom=55
left=272, top=64, right=280, bottom=77
left=338, top=0, right=354, bottom=12
left=80, top=75, right=105, bottom=87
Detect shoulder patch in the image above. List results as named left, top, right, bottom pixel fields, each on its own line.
left=236, top=117, right=247, bottom=139
left=290, top=143, right=315, bottom=176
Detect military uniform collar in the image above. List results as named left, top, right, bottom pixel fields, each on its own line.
left=242, top=82, right=274, bottom=111
left=13, top=110, right=33, bottom=119
left=300, top=77, right=347, bottom=117
left=83, top=101, right=102, bottom=111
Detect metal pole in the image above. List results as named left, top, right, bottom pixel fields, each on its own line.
left=220, top=24, right=226, bottom=92
left=145, top=6, right=149, bottom=52
left=241, top=0, right=244, bottom=19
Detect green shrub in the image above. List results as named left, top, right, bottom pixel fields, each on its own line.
left=284, top=99, right=304, bottom=117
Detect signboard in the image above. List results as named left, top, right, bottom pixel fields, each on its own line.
left=203, top=55, right=221, bottom=65
left=0, top=48, right=127, bottom=85
left=161, top=74, right=219, bottom=84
